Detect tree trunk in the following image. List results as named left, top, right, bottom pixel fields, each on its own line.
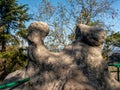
left=1, top=39, right=6, bottom=52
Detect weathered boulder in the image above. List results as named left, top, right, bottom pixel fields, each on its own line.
left=2, top=21, right=120, bottom=90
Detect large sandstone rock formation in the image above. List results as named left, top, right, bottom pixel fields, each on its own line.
left=2, top=21, right=120, bottom=90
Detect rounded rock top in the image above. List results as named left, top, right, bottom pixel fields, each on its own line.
left=28, top=21, right=49, bottom=34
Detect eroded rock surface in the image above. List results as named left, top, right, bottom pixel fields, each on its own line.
left=2, top=21, right=120, bottom=90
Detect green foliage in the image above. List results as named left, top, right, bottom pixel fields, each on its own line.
left=16, top=29, right=27, bottom=40
left=112, top=32, right=120, bottom=47
left=105, top=31, right=120, bottom=46
left=0, top=0, right=31, bottom=81
left=102, top=31, right=120, bottom=60
left=0, top=46, right=27, bottom=81
left=0, top=0, right=31, bottom=51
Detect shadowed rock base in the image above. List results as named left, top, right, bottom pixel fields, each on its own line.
left=2, top=22, right=120, bottom=90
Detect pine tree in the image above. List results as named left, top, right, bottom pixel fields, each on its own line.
left=0, top=0, right=31, bottom=52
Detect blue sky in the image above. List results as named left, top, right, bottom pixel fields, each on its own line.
left=18, top=0, right=120, bottom=32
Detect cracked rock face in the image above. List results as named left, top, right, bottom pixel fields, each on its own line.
left=2, top=21, right=120, bottom=90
